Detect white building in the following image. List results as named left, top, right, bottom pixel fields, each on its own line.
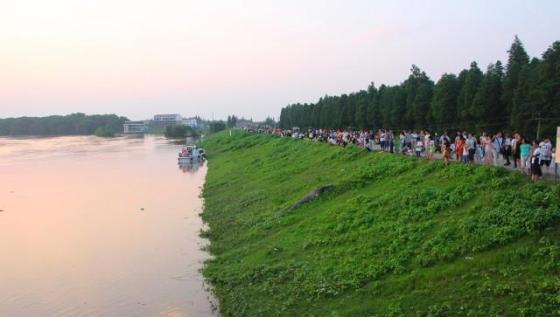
left=123, top=121, right=147, bottom=134
left=182, top=117, right=199, bottom=128
left=153, top=114, right=182, bottom=122
left=152, top=114, right=183, bottom=128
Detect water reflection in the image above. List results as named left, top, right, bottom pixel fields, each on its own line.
left=178, top=160, right=205, bottom=173
left=0, top=135, right=217, bottom=317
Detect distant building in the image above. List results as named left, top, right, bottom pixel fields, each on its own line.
left=151, top=114, right=183, bottom=128
left=182, top=117, right=199, bottom=128
left=123, top=121, right=147, bottom=134
left=236, top=119, right=257, bottom=130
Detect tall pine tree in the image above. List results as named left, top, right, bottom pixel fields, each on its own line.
left=431, top=73, right=460, bottom=130
left=457, top=62, right=483, bottom=130
left=472, top=61, right=504, bottom=132
left=503, top=35, right=530, bottom=125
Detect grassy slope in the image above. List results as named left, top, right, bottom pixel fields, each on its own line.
left=201, top=131, right=560, bottom=317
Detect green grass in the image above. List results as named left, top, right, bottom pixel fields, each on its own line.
left=200, top=131, right=560, bottom=317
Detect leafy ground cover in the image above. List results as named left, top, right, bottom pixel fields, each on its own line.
left=201, top=131, right=560, bottom=317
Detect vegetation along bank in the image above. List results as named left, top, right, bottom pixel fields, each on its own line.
left=201, top=131, right=560, bottom=317
left=0, top=113, right=128, bottom=136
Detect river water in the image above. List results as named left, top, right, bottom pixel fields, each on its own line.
left=0, top=135, right=217, bottom=317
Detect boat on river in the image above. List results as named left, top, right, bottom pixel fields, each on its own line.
left=178, top=145, right=206, bottom=164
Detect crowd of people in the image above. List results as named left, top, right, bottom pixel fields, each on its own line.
left=258, top=127, right=556, bottom=182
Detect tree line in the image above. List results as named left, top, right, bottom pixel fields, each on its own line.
left=279, top=36, right=560, bottom=139
left=0, top=113, right=129, bottom=136
left=164, top=125, right=199, bottom=138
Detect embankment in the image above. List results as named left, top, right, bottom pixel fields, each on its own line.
left=201, top=131, right=560, bottom=317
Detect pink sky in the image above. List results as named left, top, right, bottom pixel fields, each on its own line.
left=1, top=0, right=558, bottom=120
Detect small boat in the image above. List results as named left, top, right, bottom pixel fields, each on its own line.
left=178, top=145, right=206, bottom=164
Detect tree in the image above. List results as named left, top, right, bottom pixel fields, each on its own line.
left=264, top=117, right=277, bottom=127
left=503, top=35, right=530, bottom=120
left=413, top=80, right=434, bottom=129
left=536, top=41, right=560, bottom=138
left=0, top=113, right=128, bottom=136
left=471, top=61, right=504, bottom=131
left=366, top=83, right=380, bottom=129
left=431, top=74, right=460, bottom=130
left=457, top=62, right=483, bottom=130
left=277, top=38, right=559, bottom=138
left=226, top=115, right=238, bottom=128
left=511, top=58, right=541, bottom=135
left=94, top=126, right=115, bottom=137
left=354, top=90, right=369, bottom=129
left=209, top=121, right=226, bottom=133
left=164, top=125, right=198, bottom=138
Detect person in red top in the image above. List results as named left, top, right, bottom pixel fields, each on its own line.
left=455, top=133, right=464, bottom=161
left=442, top=139, right=451, bottom=165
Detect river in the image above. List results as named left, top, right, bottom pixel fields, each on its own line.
left=0, top=135, right=217, bottom=317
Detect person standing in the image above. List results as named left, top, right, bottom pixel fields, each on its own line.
left=387, top=130, right=394, bottom=153
left=493, top=132, right=503, bottom=165
left=454, top=132, right=462, bottom=161
left=415, top=137, right=424, bottom=158
left=519, top=138, right=532, bottom=174
left=462, top=137, right=470, bottom=163
left=539, top=138, right=553, bottom=173
left=424, top=130, right=431, bottom=155
left=427, top=136, right=436, bottom=160
left=503, top=133, right=512, bottom=166
left=440, top=132, right=450, bottom=146
left=484, top=135, right=494, bottom=165
left=455, top=134, right=464, bottom=162
left=399, top=131, right=406, bottom=153
left=479, top=132, right=487, bottom=158
left=530, top=140, right=542, bottom=181
left=512, top=133, right=521, bottom=168
left=467, top=133, right=477, bottom=163
left=442, top=138, right=451, bottom=165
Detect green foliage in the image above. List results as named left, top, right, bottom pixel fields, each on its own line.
left=94, top=126, right=115, bottom=137
left=472, top=61, right=504, bottom=131
left=201, top=131, right=560, bottom=317
left=431, top=73, right=460, bottom=128
left=279, top=37, right=560, bottom=139
left=503, top=35, right=530, bottom=118
left=227, top=115, right=238, bottom=128
left=164, top=125, right=198, bottom=138
left=0, top=113, right=128, bottom=136
left=457, top=61, right=483, bottom=128
left=209, top=120, right=227, bottom=133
